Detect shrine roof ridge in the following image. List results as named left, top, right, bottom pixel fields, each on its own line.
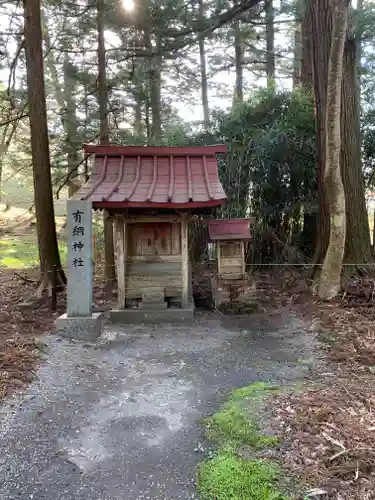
left=83, top=144, right=227, bottom=157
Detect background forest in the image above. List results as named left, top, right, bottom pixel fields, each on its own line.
left=1, top=0, right=375, bottom=299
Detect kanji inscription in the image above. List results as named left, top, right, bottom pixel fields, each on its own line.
left=67, top=200, right=92, bottom=317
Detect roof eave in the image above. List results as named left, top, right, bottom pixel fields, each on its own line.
left=91, top=198, right=227, bottom=209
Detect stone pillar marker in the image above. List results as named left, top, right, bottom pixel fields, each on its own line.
left=67, top=200, right=92, bottom=317
left=55, top=199, right=103, bottom=341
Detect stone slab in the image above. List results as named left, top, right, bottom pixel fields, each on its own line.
left=110, top=301, right=195, bottom=324
left=67, top=199, right=92, bottom=317
left=55, top=312, right=104, bottom=341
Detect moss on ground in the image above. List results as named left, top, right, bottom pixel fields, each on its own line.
left=198, top=382, right=287, bottom=500
left=203, top=382, right=280, bottom=449
left=0, top=235, right=67, bottom=269
left=198, top=449, right=286, bottom=500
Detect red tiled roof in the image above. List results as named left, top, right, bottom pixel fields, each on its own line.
left=204, top=219, right=255, bottom=241
left=72, top=145, right=227, bottom=209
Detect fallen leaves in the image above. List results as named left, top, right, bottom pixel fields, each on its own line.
left=0, top=340, right=40, bottom=398
left=260, top=270, right=375, bottom=499
left=0, top=268, right=63, bottom=398
left=0, top=263, right=110, bottom=399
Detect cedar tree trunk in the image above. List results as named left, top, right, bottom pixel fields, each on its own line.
left=309, top=0, right=332, bottom=276
left=265, top=0, right=275, bottom=88
left=234, top=20, right=244, bottom=104
left=198, top=0, right=210, bottom=127
left=23, top=0, right=66, bottom=300
left=97, top=0, right=115, bottom=288
left=318, top=0, right=348, bottom=299
left=340, top=36, right=373, bottom=268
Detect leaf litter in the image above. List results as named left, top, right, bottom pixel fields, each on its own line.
left=0, top=265, right=109, bottom=399
left=256, top=269, right=375, bottom=499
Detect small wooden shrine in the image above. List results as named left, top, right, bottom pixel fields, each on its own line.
left=72, top=144, right=227, bottom=323
left=204, top=218, right=256, bottom=311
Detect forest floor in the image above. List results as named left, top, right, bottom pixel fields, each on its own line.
left=0, top=207, right=107, bottom=398
left=256, top=271, right=375, bottom=499
left=1, top=207, right=375, bottom=498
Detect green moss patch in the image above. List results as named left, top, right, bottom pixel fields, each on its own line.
left=198, top=450, right=286, bottom=500
left=198, top=382, right=287, bottom=500
left=0, top=235, right=67, bottom=269
left=203, top=382, right=279, bottom=449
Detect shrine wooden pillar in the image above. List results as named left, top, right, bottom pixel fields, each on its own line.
left=114, top=214, right=127, bottom=309
left=181, top=214, right=189, bottom=308
left=241, top=240, right=245, bottom=275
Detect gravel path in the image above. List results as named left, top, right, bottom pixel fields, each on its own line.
left=0, top=311, right=312, bottom=500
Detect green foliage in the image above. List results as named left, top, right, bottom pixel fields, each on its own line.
left=198, top=451, right=286, bottom=500
left=185, top=88, right=316, bottom=234
left=220, top=88, right=316, bottom=223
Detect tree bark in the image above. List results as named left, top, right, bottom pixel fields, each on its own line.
left=301, top=0, right=313, bottom=88
left=318, top=0, right=348, bottom=300
left=356, top=0, right=363, bottom=84
left=340, top=37, right=373, bottom=268
left=198, top=0, right=210, bottom=127
left=134, top=97, right=143, bottom=136
left=265, top=0, right=275, bottom=88
left=143, top=8, right=161, bottom=145
left=43, top=21, right=80, bottom=196
left=308, top=0, right=332, bottom=277
left=233, top=20, right=244, bottom=104
left=292, top=0, right=302, bottom=87
left=63, top=55, right=80, bottom=197
left=97, top=0, right=115, bottom=288
left=22, top=0, right=66, bottom=298
left=149, top=34, right=162, bottom=144
left=299, top=0, right=316, bottom=256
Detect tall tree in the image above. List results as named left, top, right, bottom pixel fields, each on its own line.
left=198, top=0, right=210, bottom=127
left=265, top=0, right=275, bottom=87
left=292, top=1, right=302, bottom=87
left=318, top=0, right=348, bottom=299
left=233, top=19, right=244, bottom=103
left=308, top=0, right=332, bottom=276
left=22, top=0, right=66, bottom=300
left=97, top=0, right=115, bottom=288
left=301, top=0, right=313, bottom=87
left=340, top=33, right=373, bottom=267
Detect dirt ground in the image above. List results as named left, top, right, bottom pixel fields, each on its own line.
left=1, top=208, right=375, bottom=498
left=0, top=311, right=313, bottom=500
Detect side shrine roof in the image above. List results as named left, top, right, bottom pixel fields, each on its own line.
left=203, top=218, right=255, bottom=241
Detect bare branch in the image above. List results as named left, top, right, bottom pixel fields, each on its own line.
left=0, top=111, right=28, bottom=127
left=7, top=38, right=24, bottom=107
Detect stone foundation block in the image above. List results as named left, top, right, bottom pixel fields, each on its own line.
left=55, top=312, right=104, bottom=341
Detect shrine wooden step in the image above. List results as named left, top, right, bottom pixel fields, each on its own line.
left=138, top=301, right=168, bottom=310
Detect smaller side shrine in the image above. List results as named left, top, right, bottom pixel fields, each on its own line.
left=204, top=218, right=256, bottom=311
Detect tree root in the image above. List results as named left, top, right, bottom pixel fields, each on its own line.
left=16, top=268, right=66, bottom=312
